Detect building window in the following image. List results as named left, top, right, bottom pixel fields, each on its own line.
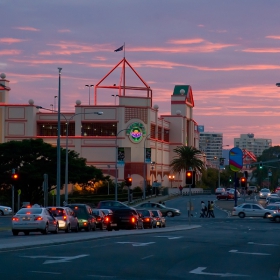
left=150, top=124, right=156, bottom=139
left=37, top=122, right=75, bottom=136
left=158, top=127, right=162, bottom=140
left=81, top=122, right=117, bottom=136
left=164, top=129, right=169, bottom=142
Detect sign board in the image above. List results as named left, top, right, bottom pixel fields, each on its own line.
left=152, top=182, right=161, bottom=188
left=229, top=147, right=243, bottom=172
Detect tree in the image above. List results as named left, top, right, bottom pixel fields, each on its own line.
left=170, top=146, right=204, bottom=174
left=0, top=139, right=105, bottom=204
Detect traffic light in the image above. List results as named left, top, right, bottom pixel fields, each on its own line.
left=260, top=161, right=263, bottom=169
left=229, top=176, right=232, bottom=182
left=125, top=177, right=132, bottom=187
left=240, top=177, right=247, bottom=188
left=185, top=170, right=193, bottom=185
left=11, top=174, right=18, bottom=180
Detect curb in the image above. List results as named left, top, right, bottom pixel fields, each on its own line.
left=0, top=224, right=201, bottom=252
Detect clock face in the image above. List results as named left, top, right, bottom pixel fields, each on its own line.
left=127, top=122, right=146, bottom=143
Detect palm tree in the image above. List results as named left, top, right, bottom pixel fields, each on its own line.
left=170, top=146, right=204, bottom=174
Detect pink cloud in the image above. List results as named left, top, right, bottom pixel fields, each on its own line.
left=13, top=26, right=40, bottom=32
left=242, top=48, right=280, bottom=53
left=9, top=58, right=73, bottom=65
left=168, top=38, right=204, bottom=44
left=0, top=50, right=21, bottom=56
left=0, top=38, right=26, bottom=44
left=266, top=35, right=280, bottom=40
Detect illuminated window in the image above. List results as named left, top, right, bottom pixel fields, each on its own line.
left=81, top=122, right=117, bottom=136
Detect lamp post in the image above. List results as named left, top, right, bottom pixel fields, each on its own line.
left=85, top=85, right=94, bottom=105
left=37, top=106, right=103, bottom=204
left=54, top=95, right=57, bottom=112
left=168, top=175, right=175, bottom=188
left=143, top=133, right=151, bottom=200
left=107, top=164, right=110, bottom=195
left=50, top=104, right=53, bottom=112
left=57, top=68, right=62, bottom=206
left=115, top=129, right=129, bottom=201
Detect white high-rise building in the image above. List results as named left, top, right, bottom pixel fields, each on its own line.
left=199, top=132, right=223, bottom=167
left=234, top=134, right=272, bottom=157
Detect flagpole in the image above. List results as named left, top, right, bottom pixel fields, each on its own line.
left=123, top=42, right=125, bottom=96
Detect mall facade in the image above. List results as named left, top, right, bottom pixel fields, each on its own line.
left=0, top=59, right=200, bottom=190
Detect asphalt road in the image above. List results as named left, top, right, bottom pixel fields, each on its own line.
left=0, top=217, right=279, bottom=279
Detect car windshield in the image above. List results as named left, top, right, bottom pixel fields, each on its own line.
left=48, top=208, right=66, bottom=217
left=68, top=206, right=88, bottom=219
left=17, top=208, right=42, bottom=215
left=261, top=189, right=269, bottom=192
left=151, top=211, right=159, bottom=217
left=137, top=210, right=150, bottom=216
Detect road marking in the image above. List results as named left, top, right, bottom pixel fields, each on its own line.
left=229, top=250, right=270, bottom=255
left=248, top=242, right=279, bottom=246
left=190, top=267, right=249, bottom=277
left=154, top=236, right=182, bottom=240
left=116, top=242, right=155, bottom=247
left=30, top=271, right=61, bottom=275
left=23, top=254, right=89, bottom=264
left=88, top=275, right=116, bottom=278
left=141, top=255, right=154, bottom=260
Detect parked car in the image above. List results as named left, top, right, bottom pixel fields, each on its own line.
left=108, top=209, right=143, bottom=230
left=232, top=203, right=274, bottom=218
left=151, top=210, right=166, bottom=228
left=217, top=192, right=234, bottom=200
left=259, top=188, right=271, bottom=199
left=67, top=204, right=96, bottom=231
left=11, top=206, right=58, bottom=235
left=96, top=200, right=132, bottom=211
left=136, top=209, right=156, bottom=229
left=91, top=209, right=107, bottom=230
left=46, top=206, right=79, bottom=233
left=134, top=202, right=180, bottom=217
left=0, top=205, right=12, bottom=216
left=215, top=187, right=226, bottom=195
left=228, top=189, right=241, bottom=198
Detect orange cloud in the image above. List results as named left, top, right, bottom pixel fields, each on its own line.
left=13, top=26, right=39, bottom=32
left=168, top=38, right=204, bottom=44
left=242, top=48, right=280, bottom=53
left=0, top=38, right=26, bottom=44
left=266, top=35, right=280, bottom=40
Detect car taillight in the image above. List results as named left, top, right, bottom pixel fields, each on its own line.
left=34, top=216, right=43, bottom=221
left=145, top=218, right=150, bottom=222
left=105, top=217, right=110, bottom=222
left=83, top=222, right=88, bottom=226
left=131, top=217, right=135, bottom=223
left=97, top=217, right=101, bottom=221
left=12, top=217, right=19, bottom=221
left=63, top=216, right=67, bottom=221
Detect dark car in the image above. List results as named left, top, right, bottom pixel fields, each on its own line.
left=96, top=200, right=132, bottom=211
left=67, top=204, right=96, bottom=231
left=108, top=209, right=143, bottom=230
left=136, top=209, right=156, bottom=229
left=151, top=210, right=166, bottom=228
left=217, top=192, right=234, bottom=200
left=91, top=209, right=107, bottom=230
left=134, top=202, right=180, bottom=217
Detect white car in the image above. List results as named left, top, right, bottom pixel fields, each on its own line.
left=232, top=203, right=275, bottom=218
left=215, top=187, right=226, bottom=195
left=12, top=206, right=58, bottom=236
left=0, top=205, right=12, bottom=216
left=259, top=188, right=271, bottom=199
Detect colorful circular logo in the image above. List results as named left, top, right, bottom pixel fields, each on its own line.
left=127, top=122, right=146, bottom=143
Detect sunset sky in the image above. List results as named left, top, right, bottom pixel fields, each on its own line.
left=1, top=1, right=280, bottom=147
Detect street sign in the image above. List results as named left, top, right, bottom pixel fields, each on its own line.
left=229, top=147, right=243, bottom=172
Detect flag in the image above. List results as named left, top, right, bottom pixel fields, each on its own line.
left=114, top=45, right=124, bottom=52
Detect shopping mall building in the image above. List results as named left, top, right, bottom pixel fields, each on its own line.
left=0, top=58, right=200, bottom=190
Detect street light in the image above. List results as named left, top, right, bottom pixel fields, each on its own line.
left=50, top=104, right=54, bottom=112
left=85, top=85, right=94, bottom=105
left=143, top=133, right=151, bottom=200
left=115, top=129, right=129, bottom=201
left=54, top=95, right=57, bottom=112
left=168, top=175, right=175, bottom=188
left=37, top=106, right=103, bottom=203
left=57, top=68, right=62, bottom=206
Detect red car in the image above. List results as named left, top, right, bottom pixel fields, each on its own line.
left=217, top=192, right=234, bottom=200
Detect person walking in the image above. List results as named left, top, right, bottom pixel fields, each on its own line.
left=200, top=201, right=206, bottom=218
left=208, top=201, right=215, bottom=218
left=206, top=201, right=211, bottom=217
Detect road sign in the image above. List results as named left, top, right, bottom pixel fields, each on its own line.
left=229, top=147, right=243, bottom=172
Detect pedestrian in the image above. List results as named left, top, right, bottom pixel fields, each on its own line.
left=208, top=201, right=215, bottom=218
left=179, top=185, right=183, bottom=195
left=200, top=201, right=206, bottom=218
left=206, top=201, right=211, bottom=217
